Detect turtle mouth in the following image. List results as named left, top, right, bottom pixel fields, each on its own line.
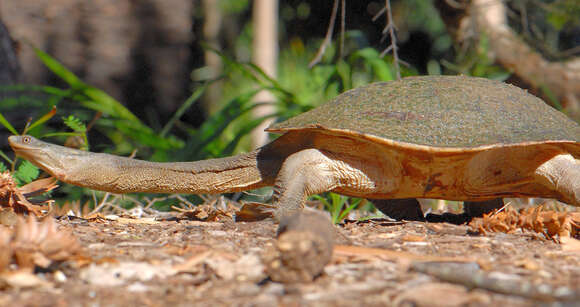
left=8, top=137, right=41, bottom=159
left=8, top=136, right=64, bottom=176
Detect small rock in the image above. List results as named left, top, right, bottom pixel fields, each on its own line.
left=53, top=270, right=67, bottom=283
left=127, top=282, right=149, bottom=292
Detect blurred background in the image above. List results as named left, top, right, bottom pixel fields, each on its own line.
left=0, top=0, right=578, bottom=214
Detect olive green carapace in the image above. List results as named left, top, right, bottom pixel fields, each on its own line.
left=269, top=76, right=580, bottom=148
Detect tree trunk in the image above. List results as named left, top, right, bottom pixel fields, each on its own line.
left=251, top=0, right=278, bottom=148
left=0, top=20, right=20, bottom=87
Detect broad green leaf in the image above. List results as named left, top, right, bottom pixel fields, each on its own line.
left=15, top=160, right=40, bottom=184
left=352, top=48, right=393, bottom=81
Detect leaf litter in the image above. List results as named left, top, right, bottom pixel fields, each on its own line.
left=468, top=205, right=580, bottom=240
left=0, top=172, right=57, bottom=217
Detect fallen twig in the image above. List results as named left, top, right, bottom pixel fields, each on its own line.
left=412, top=261, right=579, bottom=301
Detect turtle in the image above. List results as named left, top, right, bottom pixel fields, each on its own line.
left=9, top=76, right=580, bottom=222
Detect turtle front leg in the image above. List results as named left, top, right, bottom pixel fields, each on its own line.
left=534, top=153, right=580, bottom=206
left=265, top=149, right=339, bottom=282
left=272, top=148, right=341, bottom=219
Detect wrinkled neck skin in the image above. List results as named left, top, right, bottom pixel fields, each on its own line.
left=8, top=135, right=302, bottom=195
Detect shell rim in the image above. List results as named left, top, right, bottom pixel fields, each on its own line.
left=266, top=125, right=580, bottom=153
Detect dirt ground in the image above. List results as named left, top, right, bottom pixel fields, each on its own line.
left=0, top=201, right=579, bottom=307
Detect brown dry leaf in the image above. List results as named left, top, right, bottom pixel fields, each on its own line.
left=6, top=216, right=83, bottom=270
left=469, top=205, right=579, bottom=240
left=0, top=172, right=57, bottom=216
left=49, top=200, right=93, bottom=218
left=18, top=177, right=58, bottom=197
left=0, top=270, right=52, bottom=289
left=172, top=204, right=233, bottom=222
left=235, top=202, right=275, bottom=221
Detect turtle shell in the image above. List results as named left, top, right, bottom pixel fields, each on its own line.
left=268, top=76, right=580, bottom=149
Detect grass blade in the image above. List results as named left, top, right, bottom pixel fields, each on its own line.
left=0, top=111, right=18, bottom=134
left=0, top=150, right=13, bottom=164
left=160, top=83, right=207, bottom=137
left=82, top=87, right=140, bottom=122
left=26, top=106, right=57, bottom=133
left=181, top=90, right=259, bottom=158
left=33, top=47, right=86, bottom=89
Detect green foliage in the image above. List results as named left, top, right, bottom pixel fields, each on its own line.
left=62, top=115, right=87, bottom=134
left=444, top=34, right=511, bottom=81
left=0, top=112, right=18, bottom=135
left=0, top=2, right=570, bottom=216
left=312, top=193, right=363, bottom=224
left=1, top=47, right=183, bottom=155
left=13, top=160, right=40, bottom=185
left=0, top=162, right=7, bottom=173
left=546, top=0, right=580, bottom=30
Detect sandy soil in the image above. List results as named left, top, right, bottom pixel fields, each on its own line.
left=0, top=204, right=579, bottom=307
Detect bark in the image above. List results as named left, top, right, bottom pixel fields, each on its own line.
left=0, top=20, right=20, bottom=86
left=471, top=0, right=579, bottom=113
left=435, top=0, right=580, bottom=114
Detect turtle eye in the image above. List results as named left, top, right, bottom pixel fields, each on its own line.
left=22, top=136, right=32, bottom=144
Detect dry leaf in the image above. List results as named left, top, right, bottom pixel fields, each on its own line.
left=0, top=172, right=57, bottom=216
left=0, top=270, right=52, bottom=289
left=172, top=203, right=233, bottom=222
left=0, top=216, right=83, bottom=271
left=468, top=205, right=579, bottom=240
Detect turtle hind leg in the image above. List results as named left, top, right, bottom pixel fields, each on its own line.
left=423, top=199, right=503, bottom=225
left=371, top=198, right=425, bottom=221
left=534, top=153, right=580, bottom=207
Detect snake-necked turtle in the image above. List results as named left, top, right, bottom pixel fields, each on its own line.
left=9, top=76, right=580, bottom=222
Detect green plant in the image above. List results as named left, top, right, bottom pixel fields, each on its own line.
left=312, top=193, right=363, bottom=224
left=1, top=39, right=404, bottom=217
left=0, top=47, right=183, bottom=155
